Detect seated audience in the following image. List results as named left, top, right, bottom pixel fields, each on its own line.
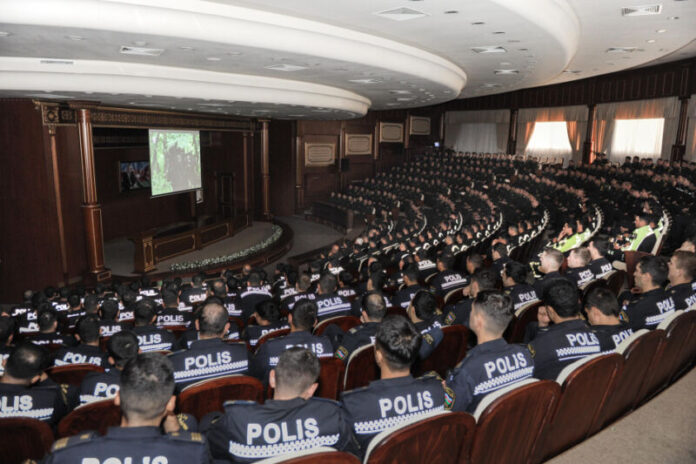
left=238, top=272, right=272, bottom=321
left=406, top=291, right=443, bottom=359
left=588, top=236, right=614, bottom=278
left=443, top=269, right=499, bottom=327
left=585, top=287, right=633, bottom=351
left=621, top=255, right=676, bottom=330
left=314, top=273, right=352, bottom=320
left=502, top=261, right=539, bottom=311
left=667, top=250, right=696, bottom=310
left=490, top=242, right=512, bottom=276
left=334, top=292, right=386, bottom=361
left=54, top=315, right=109, bottom=368
left=243, top=300, right=289, bottom=349
left=132, top=298, right=176, bottom=353
left=534, top=248, right=571, bottom=296
left=29, top=308, right=75, bottom=347
left=565, top=247, right=595, bottom=288
left=392, top=266, right=424, bottom=309
left=156, top=289, right=193, bottom=328
left=98, top=299, right=128, bottom=338
left=430, top=253, right=468, bottom=297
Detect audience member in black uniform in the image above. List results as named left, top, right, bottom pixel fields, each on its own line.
left=206, top=347, right=356, bottom=462
left=337, top=270, right=357, bottom=299
left=98, top=299, right=128, bottom=338
left=527, top=280, right=601, bottom=380
left=169, top=303, right=249, bottom=392
left=667, top=250, right=696, bottom=310
left=0, top=343, right=71, bottom=427
left=341, top=315, right=445, bottom=451
left=238, top=272, right=273, bottom=321
left=430, top=253, right=468, bottom=297
left=502, top=261, right=539, bottom=311
left=53, top=315, right=109, bottom=368
left=334, top=293, right=386, bottom=361
left=132, top=298, right=177, bottom=353
left=243, top=300, right=289, bottom=349
left=28, top=308, right=76, bottom=347
left=0, top=317, right=15, bottom=376
left=445, top=291, right=534, bottom=413
left=61, top=293, right=85, bottom=331
left=588, top=236, right=614, bottom=278
left=209, top=279, right=239, bottom=320
left=44, top=353, right=210, bottom=463
left=180, top=274, right=208, bottom=308
left=490, top=243, right=512, bottom=277
left=392, top=266, right=424, bottom=309
left=406, top=291, right=443, bottom=359
left=443, top=269, right=499, bottom=327
left=584, top=287, right=633, bottom=351
left=251, top=299, right=333, bottom=384
left=565, top=247, right=595, bottom=288
left=281, top=273, right=316, bottom=312
left=314, top=273, right=352, bottom=320
left=157, top=290, right=193, bottom=328
left=621, top=255, right=676, bottom=330
left=79, top=330, right=139, bottom=405
left=534, top=248, right=572, bottom=296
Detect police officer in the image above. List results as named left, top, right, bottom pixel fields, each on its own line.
left=169, top=303, right=249, bottom=391
left=429, top=253, right=468, bottom=297
left=98, top=299, right=130, bottom=338
left=205, top=347, right=356, bottom=462
left=314, top=273, right=352, bottom=321
left=0, top=343, right=71, bottom=427
left=53, top=315, right=109, bottom=368
left=667, top=250, right=696, bottom=310
left=44, top=353, right=211, bottom=463
left=131, top=298, right=177, bottom=353
left=588, top=237, right=614, bottom=278
left=27, top=308, right=76, bottom=347
left=490, top=243, right=512, bottom=277
left=621, top=255, right=676, bottom=330
left=79, top=331, right=139, bottom=405
left=237, top=272, right=273, bottom=321
left=502, top=261, right=539, bottom=311
left=243, top=300, right=289, bottom=349
left=334, top=293, right=385, bottom=362
left=442, top=269, right=498, bottom=327
left=281, top=273, right=317, bottom=313
left=180, top=274, right=208, bottom=308
left=406, top=291, right=443, bottom=359
left=527, top=280, right=601, bottom=380
left=251, top=299, right=333, bottom=384
left=565, top=247, right=596, bottom=288
left=392, top=267, right=424, bottom=309
left=341, top=315, right=444, bottom=450
left=0, top=317, right=14, bottom=376
left=445, top=291, right=534, bottom=413
left=585, top=288, right=633, bottom=351
left=157, top=290, right=193, bottom=328
left=533, top=248, right=573, bottom=297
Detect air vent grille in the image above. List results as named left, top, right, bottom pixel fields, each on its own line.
left=621, top=4, right=662, bottom=16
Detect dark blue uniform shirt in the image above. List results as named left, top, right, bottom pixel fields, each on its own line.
left=251, top=331, right=333, bottom=383
left=621, top=288, right=676, bottom=330
left=314, top=293, right=352, bottom=320
left=169, top=338, right=249, bottom=391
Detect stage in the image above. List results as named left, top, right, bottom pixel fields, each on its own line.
left=104, top=215, right=354, bottom=277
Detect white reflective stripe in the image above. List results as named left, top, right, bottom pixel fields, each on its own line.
left=0, top=408, right=53, bottom=420
left=174, top=360, right=248, bottom=381
left=555, top=345, right=601, bottom=359
left=140, top=342, right=173, bottom=352
left=228, top=434, right=340, bottom=459
left=473, top=367, right=534, bottom=395
left=354, top=406, right=444, bottom=435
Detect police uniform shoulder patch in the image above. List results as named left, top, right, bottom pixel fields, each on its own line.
left=168, top=431, right=204, bottom=443
left=443, top=385, right=456, bottom=411
left=423, top=333, right=434, bottom=346
left=619, top=310, right=629, bottom=323
left=51, top=432, right=96, bottom=451
left=527, top=344, right=536, bottom=358
left=443, top=311, right=456, bottom=326
left=335, top=346, right=349, bottom=360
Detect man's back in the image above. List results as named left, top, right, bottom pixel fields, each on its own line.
left=0, top=382, right=69, bottom=426
left=507, top=284, right=539, bottom=311
left=238, top=287, right=272, bottom=321
left=169, top=338, right=249, bottom=391
left=132, top=325, right=177, bottom=352
left=589, top=257, right=613, bottom=279
left=622, top=288, right=676, bottom=330
left=314, top=293, right=352, bottom=320
left=251, top=331, right=332, bottom=382
left=53, top=344, right=108, bottom=368
left=78, top=369, right=121, bottom=405
left=393, top=285, right=423, bottom=309
left=431, top=270, right=469, bottom=296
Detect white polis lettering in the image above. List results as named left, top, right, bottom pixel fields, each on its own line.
left=63, top=352, right=103, bottom=366
left=158, top=315, right=184, bottom=323
left=189, top=294, right=206, bottom=303
left=578, top=270, right=594, bottom=284
left=685, top=294, right=696, bottom=307
left=565, top=333, right=600, bottom=347
left=82, top=457, right=169, bottom=464
left=483, top=352, right=528, bottom=379
left=611, top=329, right=633, bottom=347
left=317, top=298, right=343, bottom=309
left=443, top=274, right=461, bottom=283
left=138, top=334, right=162, bottom=346
left=0, top=395, right=33, bottom=412
left=93, top=382, right=119, bottom=397
left=284, top=343, right=325, bottom=355
left=657, top=298, right=675, bottom=314
left=518, top=292, right=536, bottom=303
left=377, top=391, right=434, bottom=418
left=184, top=351, right=232, bottom=370
left=246, top=418, right=319, bottom=445
left=601, top=263, right=613, bottom=275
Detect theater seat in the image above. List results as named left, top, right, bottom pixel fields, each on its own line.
left=46, top=363, right=104, bottom=386
left=0, top=417, right=54, bottom=464
left=470, top=379, right=561, bottom=464
left=254, top=447, right=359, bottom=464
left=504, top=301, right=542, bottom=344
left=256, top=328, right=292, bottom=350
left=444, top=288, right=466, bottom=306
left=604, top=270, right=626, bottom=296
left=178, top=375, right=264, bottom=420
left=57, top=399, right=122, bottom=438
left=580, top=279, right=608, bottom=298
left=343, top=344, right=379, bottom=391
left=412, top=325, right=470, bottom=378
left=531, top=353, right=622, bottom=463
left=589, top=329, right=663, bottom=434
left=668, top=309, right=696, bottom=382
left=363, top=411, right=475, bottom=464
left=314, top=316, right=361, bottom=336
left=317, top=357, right=345, bottom=400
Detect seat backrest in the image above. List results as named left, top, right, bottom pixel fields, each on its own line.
left=343, top=344, right=378, bottom=391
left=256, top=328, right=292, bottom=350
left=444, top=288, right=465, bottom=306
left=0, top=417, right=54, bottom=464
left=470, top=379, right=561, bottom=464
left=179, top=375, right=264, bottom=420
left=624, top=251, right=651, bottom=288
left=314, top=316, right=361, bottom=336
left=316, top=357, right=346, bottom=400
left=504, top=301, right=542, bottom=344
left=604, top=269, right=626, bottom=296
left=412, top=325, right=470, bottom=378
left=589, top=329, right=663, bottom=434
left=57, top=399, right=122, bottom=438
left=46, top=363, right=104, bottom=386
left=580, top=279, right=608, bottom=298
left=671, top=310, right=696, bottom=379
left=254, top=447, right=359, bottom=464
left=364, top=411, right=475, bottom=464
left=532, top=353, right=623, bottom=463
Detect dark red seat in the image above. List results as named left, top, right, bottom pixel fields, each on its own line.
left=531, top=354, right=622, bottom=463
left=412, top=325, right=470, bottom=378
left=444, top=288, right=466, bottom=306
left=314, top=316, right=361, bottom=336
left=343, top=344, right=379, bottom=391
left=57, top=399, right=122, bottom=437
left=316, top=357, right=346, bottom=400
left=469, top=379, right=561, bottom=464
left=256, top=328, right=292, bottom=350
left=504, top=301, right=542, bottom=344
left=386, top=307, right=407, bottom=317
left=255, top=448, right=360, bottom=463
left=364, top=411, right=476, bottom=464
left=178, top=375, right=265, bottom=420
left=604, top=270, right=626, bottom=296
left=46, top=363, right=104, bottom=386
left=669, top=310, right=696, bottom=382
left=167, top=325, right=190, bottom=340
left=0, top=417, right=54, bottom=464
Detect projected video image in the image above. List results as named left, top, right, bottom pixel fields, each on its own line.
left=149, top=129, right=202, bottom=197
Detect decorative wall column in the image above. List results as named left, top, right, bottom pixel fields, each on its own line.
left=259, top=119, right=271, bottom=219
left=74, top=105, right=111, bottom=282
left=47, top=125, right=69, bottom=284
left=672, top=96, right=690, bottom=163
left=295, top=134, right=304, bottom=213
left=507, top=108, right=518, bottom=155
left=582, top=104, right=596, bottom=164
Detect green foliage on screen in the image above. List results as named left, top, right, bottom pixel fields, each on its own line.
left=149, top=130, right=201, bottom=196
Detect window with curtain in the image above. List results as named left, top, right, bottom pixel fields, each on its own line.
left=446, top=122, right=502, bottom=153
left=610, top=118, right=664, bottom=158
left=525, top=122, right=573, bottom=158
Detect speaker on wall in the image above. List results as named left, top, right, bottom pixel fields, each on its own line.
left=340, top=158, right=350, bottom=172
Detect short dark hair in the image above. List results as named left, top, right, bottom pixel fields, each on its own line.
left=672, top=250, right=696, bottom=281
left=107, top=331, right=139, bottom=368
left=638, top=255, right=668, bottom=287
left=437, top=253, right=455, bottom=270
left=122, top=290, right=137, bottom=305
left=318, top=273, right=337, bottom=293
left=590, top=236, right=609, bottom=257
left=0, top=317, right=16, bottom=344
left=473, top=290, right=513, bottom=333
left=68, top=294, right=81, bottom=308
left=467, top=253, right=484, bottom=270
left=274, top=347, right=320, bottom=395
left=403, top=266, right=419, bottom=283
left=542, top=247, right=564, bottom=267
left=286, top=271, right=298, bottom=287
left=256, top=300, right=281, bottom=323
left=492, top=242, right=508, bottom=258
left=543, top=279, right=580, bottom=318
left=291, top=299, right=318, bottom=331
left=119, top=353, right=175, bottom=421
left=162, top=290, right=178, bottom=307
left=76, top=315, right=101, bottom=343
left=211, top=279, right=227, bottom=298
left=100, top=300, right=119, bottom=321
left=472, top=269, right=500, bottom=291
left=198, top=303, right=228, bottom=336
left=368, top=272, right=386, bottom=291
left=192, top=274, right=204, bottom=286
left=504, top=261, right=530, bottom=285
left=83, top=295, right=99, bottom=314
left=375, top=315, right=421, bottom=371
left=338, top=271, right=353, bottom=286
left=584, top=287, right=620, bottom=317
left=38, top=308, right=58, bottom=332
left=5, top=343, right=48, bottom=380
left=134, top=298, right=157, bottom=325
left=248, top=271, right=262, bottom=286
left=411, top=290, right=437, bottom=321
left=362, top=292, right=387, bottom=321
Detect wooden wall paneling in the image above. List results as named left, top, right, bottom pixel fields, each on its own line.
left=268, top=120, right=296, bottom=217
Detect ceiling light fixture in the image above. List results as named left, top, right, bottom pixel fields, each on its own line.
left=265, top=63, right=307, bottom=72
left=179, top=46, right=195, bottom=51
left=646, top=39, right=656, bottom=43
left=667, top=16, right=679, bottom=20
left=66, top=35, right=84, bottom=41
left=120, top=46, right=164, bottom=56
left=374, top=7, right=428, bottom=21
left=494, top=69, right=519, bottom=75
left=656, top=29, right=667, bottom=33
left=471, top=46, right=507, bottom=54
left=349, top=78, right=382, bottom=84
left=492, top=31, right=506, bottom=35
left=444, top=10, right=459, bottom=14
left=621, top=4, right=663, bottom=16
left=0, top=31, right=11, bottom=37
left=206, top=57, right=221, bottom=61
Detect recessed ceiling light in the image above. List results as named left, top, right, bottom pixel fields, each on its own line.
left=621, top=5, right=662, bottom=16
left=120, top=46, right=164, bottom=56
left=507, top=39, right=520, bottom=43
left=349, top=78, right=382, bottom=84
left=179, top=46, right=195, bottom=51
left=646, top=39, right=656, bottom=43
left=187, top=107, right=193, bottom=110
left=66, top=35, right=84, bottom=41
left=396, top=97, right=416, bottom=101
left=494, top=69, right=519, bottom=75
left=443, top=90, right=452, bottom=94
left=606, top=47, right=637, bottom=53
left=656, top=29, right=667, bottom=33
left=500, top=61, right=512, bottom=65
left=390, top=90, right=412, bottom=94
left=667, top=16, right=679, bottom=20
left=471, top=21, right=485, bottom=25
left=471, top=46, right=507, bottom=54
left=563, top=70, right=582, bottom=74
left=375, top=7, right=428, bottom=21
left=206, top=57, right=221, bottom=61
left=265, top=63, right=307, bottom=72
left=444, top=10, right=459, bottom=14
left=0, top=31, right=11, bottom=37
left=518, top=48, right=529, bottom=51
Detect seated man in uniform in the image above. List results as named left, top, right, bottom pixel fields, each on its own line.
left=334, top=292, right=386, bottom=362
left=53, top=315, right=109, bottom=368
left=314, top=273, right=352, bottom=320
left=667, top=250, right=696, bottom=310
left=620, top=213, right=656, bottom=254
left=238, top=272, right=272, bottom=321
left=281, top=273, right=316, bottom=313
left=565, top=247, right=595, bottom=288
left=44, top=353, right=210, bottom=464
left=206, top=347, right=356, bottom=462
left=169, top=303, right=249, bottom=391
left=584, top=287, right=633, bottom=351
left=251, top=299, right=333, bottom=384
left=533, top=248, right=571, bottom=297
left=588, top=236, right=614, bottom=278
left=445, top=291, right=534, bottom=413
left=132, top=298, right=177, bottom=353
left=527, top=279, right=601, bottom=380
left=98, top=299, right=129, bottom=338
left=156, top=290, right=194, bottom=329
left=621, top=255, right=676, bottom=330
left=430, top=253, right=468, bottom=297
left=341, top=315, right=445, bottom=451
left=243, top=300, right=289, bottom=349
left=0, top=342, right=72, bottom=427
left=406, top=291, right=444, bottom=359
left=490, top=242, right=512, bottom=276
left=28, top=308, right=75, bottom=347
left=79, top=331, right=139, bottom=405
left=443, top=269, right=498, bottom=327
left=502, top=261, right=539, bottom=311
left=392, top=266, right=424, bottom=309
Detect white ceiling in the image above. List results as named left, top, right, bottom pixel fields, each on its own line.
left=0, top=0, right=694, bottom=119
